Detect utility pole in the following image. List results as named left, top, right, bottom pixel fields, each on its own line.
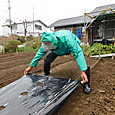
left=8, top=0, right=12, bottom=35
left=33, top=6, right=35, bottom=36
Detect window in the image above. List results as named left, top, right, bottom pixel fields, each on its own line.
left=38, top=25, right=42, bottom=30
left=35, top=24, right=42, bottom=30
left=12, top=25, right=17, bottom=29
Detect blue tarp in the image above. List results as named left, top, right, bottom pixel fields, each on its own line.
left=0, top=74, right=80, bottom=115
left=76, top=29, right=82, bottom=38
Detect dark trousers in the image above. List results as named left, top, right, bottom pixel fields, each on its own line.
left=44, top=52, right=58, bottom=74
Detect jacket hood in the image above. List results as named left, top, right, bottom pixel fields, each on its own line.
left=41, top=32, right=58, bottom=49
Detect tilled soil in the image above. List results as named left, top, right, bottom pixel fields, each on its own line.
left=0, top=52, right=115, bottom=115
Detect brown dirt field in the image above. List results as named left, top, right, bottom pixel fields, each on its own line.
left=0, top=52, right=115, bottom=115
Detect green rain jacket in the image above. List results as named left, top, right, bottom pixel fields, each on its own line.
left=30, top=30, right=87, bottom=71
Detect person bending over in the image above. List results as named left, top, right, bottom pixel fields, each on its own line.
left=24, top=30, right=91, bottom=94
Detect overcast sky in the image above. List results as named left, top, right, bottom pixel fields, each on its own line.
left=0, top=0, right=115, bottom=35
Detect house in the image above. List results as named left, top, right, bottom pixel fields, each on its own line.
left=49, top=4, right=115, bottom=45
left=49, top=16, right=87, bottom=43
left=88, top=4, right=115, bottom=44
left=2, top=20, right=48, bottom=37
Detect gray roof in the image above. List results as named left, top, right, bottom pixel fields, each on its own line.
left=91, top=3, right=115, bottom=15
left=49, top=3, right=115, bottom=27
left=28, top=20, right=47, bottom=27
left=49, top=16, right=85, bottom=27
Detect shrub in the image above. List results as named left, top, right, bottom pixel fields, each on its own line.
left=18, top=38, right=41, bottom=52
left=5, top=40, right=21, bottom=53
left=28, top=35, right=35, bottom=41
left=18, top=46, right=35, bottom=52
left=83, top=43, right=115, bottom=56
left=16, top=37, right=25, bottom=43
left=32, top=38, right=41, bottom=49
left=20, top=36, right=25, bottom=39
left=25, top=38, right=41, bottom=50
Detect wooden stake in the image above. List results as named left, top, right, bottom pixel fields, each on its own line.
left=99, top=49, right=101, bottom=60
left=112, top=55, right=114, bottom=60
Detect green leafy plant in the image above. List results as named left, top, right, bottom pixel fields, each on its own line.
left=5, top=40, right=21, bottom=53
left=83, top=43, right=115, bottom=56
left=16, top=37, right=25, bottom=43
left=18, top=38, right=41, bottom=52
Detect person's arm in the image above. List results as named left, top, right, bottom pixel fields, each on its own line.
left=30, top=47, right=47, bottom=67
left=24, top=47, right=47, bottom=75
left=66, top=37, right=88, bottom=82
left=73, top=46, right=88, bottom=83
left=66, top=36, right=87, bottom=71
left=74, top=48, right=88, bottom=83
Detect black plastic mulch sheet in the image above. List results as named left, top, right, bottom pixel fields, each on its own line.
left=0, top=73, right=80, bottom=115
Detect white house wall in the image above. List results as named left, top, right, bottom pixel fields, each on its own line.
left=3, top=21, right=48, bottom=37
left=27, top=21, right=47, bottom=36
left=3, top=26, right=11, bottom=37
left=14, top=24, right=24, bottom=36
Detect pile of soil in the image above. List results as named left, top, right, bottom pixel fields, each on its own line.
left=0, top=52, right=115, bottom=115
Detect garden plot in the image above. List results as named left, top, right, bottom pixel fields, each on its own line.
left=0, top=52, right=115, bottom=115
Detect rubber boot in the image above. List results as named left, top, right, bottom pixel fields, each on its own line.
left=83, top=67, right=91, bottom=94
left=43, top=72, right=50, bottom=76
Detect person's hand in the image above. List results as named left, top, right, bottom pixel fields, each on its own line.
left=81, top=71, right=88, bottom=83
left=24, top=66, right=33, bottom=75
